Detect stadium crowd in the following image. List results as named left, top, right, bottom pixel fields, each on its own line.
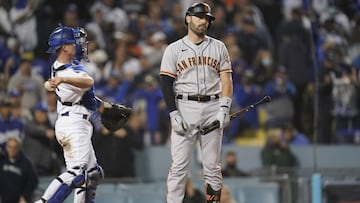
left=0, top=0, right=360, bottom=178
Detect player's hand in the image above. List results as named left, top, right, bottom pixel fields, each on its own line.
left=215, top=97, right=232, bottom=129
left=169, top=110, right=188, bottom=135
left=48, top=77, right=63, bottom=88
left=215, top=107, right=230, bottom=129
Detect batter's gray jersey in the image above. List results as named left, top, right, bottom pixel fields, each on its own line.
left=160, top=36, right=232, bottom=95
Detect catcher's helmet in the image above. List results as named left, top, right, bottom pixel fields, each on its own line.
left=47, top=23, right=89, bottom=62
left=185, top=2, right=215, bottom=25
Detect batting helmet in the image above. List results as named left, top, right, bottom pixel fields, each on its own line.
left=47, top=23, right=89, bottom=62
left=185, top=2, right=215, bottom=25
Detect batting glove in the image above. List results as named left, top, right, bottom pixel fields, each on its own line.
left=215, top=96, right=232, bottom=129
left=169, top=110, right=188, bottom=135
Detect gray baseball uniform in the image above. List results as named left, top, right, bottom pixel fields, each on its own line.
left=160, top=35, right=232, bottom=203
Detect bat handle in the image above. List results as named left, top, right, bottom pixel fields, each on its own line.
left=200, top=120, right=220, bottom=135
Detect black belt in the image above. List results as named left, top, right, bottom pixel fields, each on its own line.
left=57, top=98, right=82, bottom=106
left=60, top=111, right=88, bottom=120
left=176, top=94, right=219, bottom=102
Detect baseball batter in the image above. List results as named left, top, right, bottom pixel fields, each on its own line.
left=35, top=24, right=103, bottom=203
left=159, top=3, right=233, bottom=203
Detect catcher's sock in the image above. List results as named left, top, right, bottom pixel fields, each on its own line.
left=206, top=184, right=221, bottom=203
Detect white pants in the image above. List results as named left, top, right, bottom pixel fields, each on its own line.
left=55, top=115, right=97, bottom=169
left=40, top=114, right=98, bottom=203
left=166, top=99, right=223, bottom=203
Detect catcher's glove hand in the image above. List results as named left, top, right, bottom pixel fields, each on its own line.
left=100, top=102, right=132, bottom=132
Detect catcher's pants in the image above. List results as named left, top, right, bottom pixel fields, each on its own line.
left=40, top=114, right=98, bottom=203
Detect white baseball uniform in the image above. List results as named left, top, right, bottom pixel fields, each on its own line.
left=160, top=35, right=232, bottom=203
left=40, top=60, right=98, bottom=203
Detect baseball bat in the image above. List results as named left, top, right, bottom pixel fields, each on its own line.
left=199, top=95, right=271, bottom=135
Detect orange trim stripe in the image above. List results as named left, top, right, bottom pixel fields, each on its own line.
left=219, top=68, right=232, bottom=73
left=160, top=70, right=177, bottom=78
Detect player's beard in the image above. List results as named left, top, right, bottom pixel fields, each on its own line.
left=189, top=21, right=207, bottom=37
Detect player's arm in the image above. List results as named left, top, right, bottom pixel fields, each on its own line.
left=159, top=45, right=178, bottom=112
left=220, top=72, right=233, bottom=98
left=219, top=43, right=233, bottom=98
left=48, top=73, right=94, bottom=89
left=159, top=74, right=177, bottom=112
left=160, top=74, right=188, bottom=134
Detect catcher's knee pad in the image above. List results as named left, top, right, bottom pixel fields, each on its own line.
left=206, top=184, right=221, bottom=203
left=47, top=165, right=87, bottom=203
left=85, top=164, right=104, bottom=203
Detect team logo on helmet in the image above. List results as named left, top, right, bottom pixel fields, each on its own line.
left=203, top=4, right=210, bottom=12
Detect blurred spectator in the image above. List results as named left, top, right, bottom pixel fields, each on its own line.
left=317, top=48, right=342, bottom=143
left=319, top=6, right=351, bottom=36
left=3, top=37, right=22, bottom=83
left=130, top=74, right=167, bottom=145
left=0, top=137, right=38, bottom=203
left=226, top=0, right=266, bottom=29
left=207, top=5, right=227, bottom=39
left=167, top=16, right=187, bottom=44
left=0, top=98, right=24, bottom=154
left=237, top=15, right=271, bottom=65
left=23, top=101, right=63, bottom=176
left=263, top=67, right=296, bottom=128
left=9, top=0, right=39, bottom=51
left=222, top=151, right=250, bottom=177
left=45, top=91, right=57, bottom=127
left=182, top=176, right=206, bottom=203
left=276, top=7, right=312, bottom=54
left=96, top=70, right=121, bottom=103
left=220, top=185, right=238, bottom=203
left=280, top=123, right=310, bottom=145
left=103, top=40, right=141, bottom=82
left=144, top=1, right=173, bottom=37
left=261, top=131, right=298, bottom=168
left=7, top=88, right=31, bottom=122
left=348, top=14, right=360, bottom=61
left=128, top=14, right=150, bottom=44
left=252, top=49, right=274, bottom=86
left=276, top=7, right=313, bottom=132
left=0, top=0, right=11, bottom=40
left=223, top=41, right=248, bottom=86
left=93, top=112, right=143, bottom=178
left=332, top=64, right=360, bottom=144
left=85, top=5, right=111, bottom=50
left=226, top=69, right=262, bottom=143
left=7, top=57, right=46, bottom=110
left=264, top=66, right=297, bottom=99
left=140, top=30, right=167, bottom=69
left=89, top=0, right=129, bottom=33
left=62, top=3, right=80, bottom=28
left=88, top=48, right=109, bottom=87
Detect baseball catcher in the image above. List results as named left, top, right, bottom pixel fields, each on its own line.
left=97, top=97, right=132, bottom=132
left=36, top=23, right=131, bottom=203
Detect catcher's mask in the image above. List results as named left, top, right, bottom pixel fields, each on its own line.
left=47, top=23, right=89, bottom=62
left=185, top=2, right=215, bottom=28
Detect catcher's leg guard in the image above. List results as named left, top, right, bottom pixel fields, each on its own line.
left=85, top=164, right=104, bottom=203
left=206, top=184, right=221, bottom=203
left=47, top=165, right=87, bottom=203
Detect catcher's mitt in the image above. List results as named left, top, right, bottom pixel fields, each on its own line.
left=100, top=102, right=132, bottom=131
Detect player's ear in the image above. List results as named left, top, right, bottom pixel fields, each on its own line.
left=185, top=15, right=191, bottom=25
left=61, top=45, right=67, bottom=51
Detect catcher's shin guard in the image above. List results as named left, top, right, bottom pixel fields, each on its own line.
left=85, top=164, right=104, bottom=203
left=206, top=184, right=221, bottom=203
left=47, top=165, right=87, bottom=203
